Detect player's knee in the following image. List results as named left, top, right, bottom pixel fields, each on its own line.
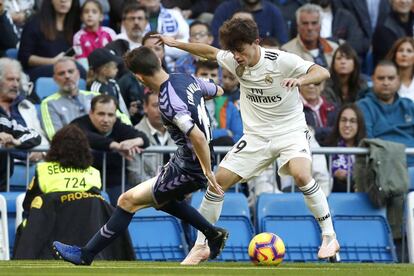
left=293, top=172, right=312, bottom=187
left=117, top=192, right=134, bottom=211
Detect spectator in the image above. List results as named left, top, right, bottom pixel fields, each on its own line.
left=373, top=0, right=414, bottom=65
left=14, top=124, right=134, bottom=260
left=322, top=43, right=369, bottom=107
left=0, top=58, right=48, bottom=163
left=142, top=31, right=171, bottom=73
left=300, top=81, right=337, bottom=144
left=116, top=3, right=148, bottom=50
left=79, top=0, right=109, bottom=13
left=270, top=0, right=306, bottom=39
left=18, top=0, right=83, bottom=85
left=385, top=37, right=414, bottom=102
left=73, top=0, right=117, bottom=69
left=0, top=0, right=19, bottom=56
left=210, top=0, right=288, bottom=48
left=221, top=68, right=240, bottom=105
left=357, top=60, right=414, bottom=167
left=162, top=0, right=221, bottom=23
left=71, top=94, right=149, bottom=205
left=325, top=103, right=366, bottom=192
left=40, top=57, right=98, bottom=140
left=335, top=0, right=390, bottom=42
left=259, top=36, right=280, bottom=49
left=140, top=0, right=189, bottom=60
left=175, top=21, right=213, bottom=75
left=87, top=48, right=129, bottom=116
left=194, top=60, right=235, bottom=146
left=310, top=0, right=369, bottom=58
left=0, top=113, right=40, bottom=191
left=282, top=3, right=339, bottom=69
left=3, top=0, right=35, bottom=36
left=129, top=91, right=174, bottom=184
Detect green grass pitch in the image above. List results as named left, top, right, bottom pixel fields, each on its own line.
left=0, top=261, right=413, bottom=276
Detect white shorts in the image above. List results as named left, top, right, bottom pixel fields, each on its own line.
left=219, top=128, right=312, bottom=181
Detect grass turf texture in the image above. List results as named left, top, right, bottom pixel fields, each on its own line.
left=0, top=261, right=413, bottom=276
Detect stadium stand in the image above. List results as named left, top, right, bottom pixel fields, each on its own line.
left=35, top=77, right=87, bottom=100
left=191, top=192, right=255, bottom=261
left=128, top=207, right=188, bottom=261
left=9, top=164, right=35, bottom=191
left=408, top=167, right=414, bottom=192
left=406, top=191, right=414, bottom=263
left=328, top=193, right=397, bottom=262
left=5, top=48, right=18, bottom=60
left=1, top=192, right=22, bottom=258
left=0, top=194, right=9, bottom=260
left=256, top=193, right=321, bottom=262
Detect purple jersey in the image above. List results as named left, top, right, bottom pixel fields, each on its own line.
left=159, top=73, right=217, bottom=150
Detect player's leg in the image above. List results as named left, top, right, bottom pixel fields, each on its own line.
left=287, top=157, right=339, bottom=259
left=182, top=135, right=272, bottom=264
left=160, top=199, right=228, bottom=260
left=180, top=167, right=240, bottom=265
left=53, top=177, right=157, bottom=265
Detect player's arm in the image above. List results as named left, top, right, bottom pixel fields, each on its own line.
left=188, top=125, right=224, bottom=195
left=281, top=64, right=330, bottom=88
left=152, top=34, right=220, bottom=61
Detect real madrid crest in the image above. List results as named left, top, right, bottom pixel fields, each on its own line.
left=264, top=74, right=273, bottom=85
left=235, top=65, right=245, bottom=77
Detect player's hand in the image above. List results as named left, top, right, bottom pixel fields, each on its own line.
left=151, top=34, right=178, bottom=47
left=205, top=171, right=224, bottom=196
left=281, top=78, right=301, bottom=90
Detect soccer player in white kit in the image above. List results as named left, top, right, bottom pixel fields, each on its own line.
left=153, top=17, right=340, bottom=265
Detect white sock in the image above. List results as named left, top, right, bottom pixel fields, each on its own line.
left=194, top=189, right=224, bottom=245
left=299, top=179, right=335, bottom=236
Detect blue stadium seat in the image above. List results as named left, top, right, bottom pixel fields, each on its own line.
left=256, top=193, right=321, bottom=262
left=9, top=164, right=35, bottom=191
left=5, top=48, right=18, bottom=60
left=408, top=167, right=414, bottom=191
left=0, top=192, right=24, bottom=257
left=35, top=77, right=87, bottom=100
left=128, top=207, right=188, bottom=261
left=328, top=193, right=397, bottom=262
left=191, top=192, right=254, bottom=261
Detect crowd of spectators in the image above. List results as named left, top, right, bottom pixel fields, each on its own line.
left=2, top=0, right=414, bottom=262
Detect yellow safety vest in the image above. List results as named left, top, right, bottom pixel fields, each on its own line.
left=36, top=162, right=102, bottom=193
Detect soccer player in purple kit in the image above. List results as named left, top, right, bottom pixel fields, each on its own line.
left=52, top=46, right=228, bottom=265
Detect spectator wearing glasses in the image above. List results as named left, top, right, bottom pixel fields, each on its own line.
left=175, top=21, right=214, bottom=75
left=115, top=3, right=148, bottom=50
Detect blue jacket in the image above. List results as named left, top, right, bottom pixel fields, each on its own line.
left=212, top=98, right=243, bottom=143
left=210, top=0, right=288, bottom=47
left=357, top=92, right=414, bottom=166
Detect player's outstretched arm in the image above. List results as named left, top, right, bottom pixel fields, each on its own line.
left=188, top=125, right=224, bottom=195
left=281, top=64, right=330, bottom=88
left=151, top=34, right=220, bottom=61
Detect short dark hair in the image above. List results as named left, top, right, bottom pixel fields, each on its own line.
left=189, top=20, right=211, bottom=33
left=122, top=3, right=147, bottom=19
left=374, top=60, right=398, bottom=74
left=143, top=90, right=156, bottom=105
left=195, top=60, right=219, bottom=73
left=91, top=94, right=118, bottom=111
left=45, top=125, right=93, bottom=169
left=124, top=46, right=161, bottom=76
left=142, top=31, right=161, bottom=46
left=219, top=17, right=259, bottom=51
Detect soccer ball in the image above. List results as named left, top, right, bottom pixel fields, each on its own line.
left=248, top=232, right=285, bottom=266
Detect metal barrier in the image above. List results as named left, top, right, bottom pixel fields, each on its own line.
left=2, top=146, right=414, bottom=193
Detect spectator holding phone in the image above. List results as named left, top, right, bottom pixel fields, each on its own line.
left=73, top=0, right=116, bottom=70
left=18, top=0, right=84, bottom=92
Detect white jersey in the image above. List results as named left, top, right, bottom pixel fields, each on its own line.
left=216, top=47, right=314, bottom=137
